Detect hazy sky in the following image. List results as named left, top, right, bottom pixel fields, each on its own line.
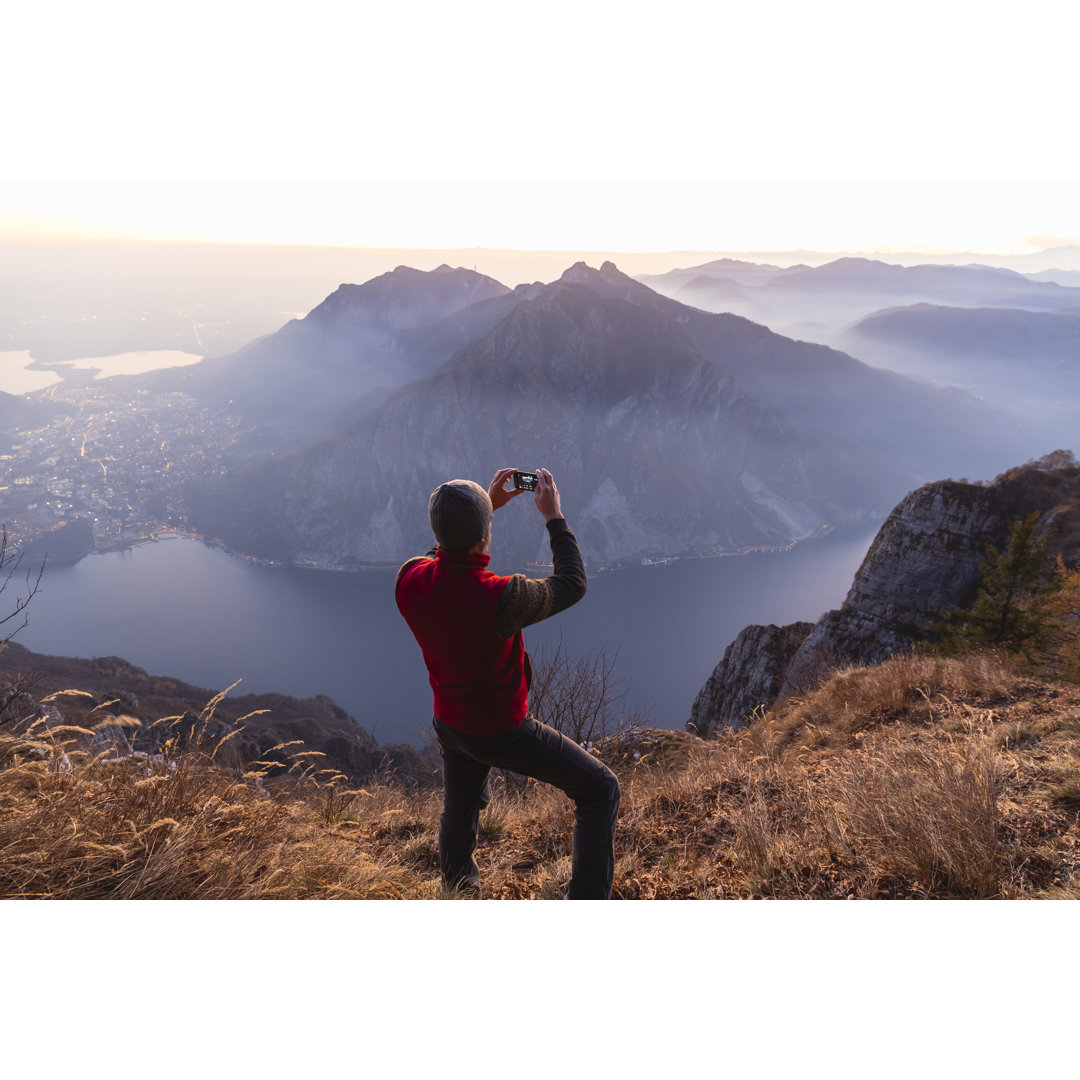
left=3, top=0, right=1077, bottom=255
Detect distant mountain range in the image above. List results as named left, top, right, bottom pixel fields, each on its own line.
left=838, top=304, right=1080, bottom=444
left=638, top=256, right=1080, bottom=338
left=182, top=262, right=1042, bottom=569
left=644, top=244, right=1080, bottom=277
left=7, top=240, right=1080, bottom=365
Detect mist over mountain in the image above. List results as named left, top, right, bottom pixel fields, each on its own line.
left=839, top=304, right=1080, bottom=443
left=637, top=258, right=806, bottom=291
left=185, top=263, right=1039, bottom=569
left=156, top=264, right=510, bottom=451
left=640, top=245, right=1080, bottom=276
left=673, top=277, right=768, bottom=321
left=1028, top=267, right=1080, bottom=287
left=6, top=240, right=1079, bottom=367
left=638, top=255, right=1080, bottom=340
left=557, top=262, right=1027, bottom=480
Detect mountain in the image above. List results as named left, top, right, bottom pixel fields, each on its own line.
left=640, top=245, right=1080, bottom=275
left=555, top=261, right=1032, bottom=480
left=0, top=390, right=59, bottom=436
left=839, top=304, right=1080, bottom=440
left=672, top=276, right=767, bottom=320
left=158, top=264, right=511, bottom=451
left=689, top=454, right=1080, bottom=735
left=185, top=264, right=1039, bottom=570
left=637, top=258, right=801, bottom=290
left=778, top=257, right=1048, bottom=295
left=1028, top=268, right=1080, bottom=288
left=637, top=256, right=1080, bottom=337
left=15, top=518, right=95, bottom=566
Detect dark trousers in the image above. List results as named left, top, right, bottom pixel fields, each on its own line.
left=433, top=715, right=620, bottom=899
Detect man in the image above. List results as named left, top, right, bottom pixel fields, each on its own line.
left=395, top=466, right=620, bottom=899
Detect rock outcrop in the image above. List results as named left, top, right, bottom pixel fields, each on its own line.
left=688, top=456, right=1080, bottom=734
left=689, top=621, right=814, bottom=736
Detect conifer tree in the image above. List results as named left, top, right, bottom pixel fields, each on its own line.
left=1050, top=555, right=1080, bottom=683
left=933, top=512, right=1056, bottom=659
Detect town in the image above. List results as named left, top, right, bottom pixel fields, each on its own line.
left=0, top=374, right=240, bottom=559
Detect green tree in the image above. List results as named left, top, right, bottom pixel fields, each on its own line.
left=933, top=512, right=1057, bottom=660
left=1048, top=555, right=1080, bottom=683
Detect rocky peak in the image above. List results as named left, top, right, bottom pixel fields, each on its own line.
left=445, top=277, right=709, bottom=403
left=558, top=260, right=651, bottom=300
left=305, top=264, right=510, bottom=333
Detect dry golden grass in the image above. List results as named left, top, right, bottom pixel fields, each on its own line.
left=2, top=650, right=1078, bottom=899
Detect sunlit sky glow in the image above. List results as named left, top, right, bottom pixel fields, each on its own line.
left=3, top=1, right=1078, bottom=256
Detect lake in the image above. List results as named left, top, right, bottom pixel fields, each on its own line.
left=15, top=525, right=880, bottom=747
left=0, top=351, right=64, bottom=394
left=0, top=349, right=204, bottom=393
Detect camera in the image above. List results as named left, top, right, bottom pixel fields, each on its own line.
left=512, top=470, right=539, bottom=491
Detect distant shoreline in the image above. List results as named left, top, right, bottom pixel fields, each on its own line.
left=55, top=519, right=875, bottom=577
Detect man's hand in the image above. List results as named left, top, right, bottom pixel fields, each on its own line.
left=488, top=467, right=525, bottom=511
left=534, top=468, right=563, bottom=522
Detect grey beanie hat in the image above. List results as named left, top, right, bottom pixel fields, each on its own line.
left=428, top=479, right=493, bottom=552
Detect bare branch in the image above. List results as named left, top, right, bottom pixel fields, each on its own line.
left=0, top=525, right=47, bottom=650
left=528, top=636, right=632, bottom=748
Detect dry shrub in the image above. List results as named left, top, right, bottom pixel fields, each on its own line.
left=1044, top=763, right=1080, bottom=811
left=829, top=735, right=1008, bottom=898
left=766, top=650, right=1022, bottom=755
left=734, top=788, right=783, bottom=887
left=0, top=696, right=429, bottom=899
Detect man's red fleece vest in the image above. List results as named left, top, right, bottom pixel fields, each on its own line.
left=395, top=549, right=529, bottom=735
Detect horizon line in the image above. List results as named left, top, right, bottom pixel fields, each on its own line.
left=3, top=233, right=1075, bottom=260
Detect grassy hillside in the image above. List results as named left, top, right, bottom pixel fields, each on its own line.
left=2, top=650, right=1077, bottom=899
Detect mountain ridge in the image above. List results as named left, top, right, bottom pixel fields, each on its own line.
left=183, top=262, right=1045, bottom=568
left=186, top=266, right=960, bottom=568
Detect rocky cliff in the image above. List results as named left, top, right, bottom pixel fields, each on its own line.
left=689, top=456, right=1080, bottom=735
left=688, top=621, right=814, bottom=736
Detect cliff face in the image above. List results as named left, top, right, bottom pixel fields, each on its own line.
left=689, top=460, right=1080, bottom=734
left=689, top=621, right=814, bottom=737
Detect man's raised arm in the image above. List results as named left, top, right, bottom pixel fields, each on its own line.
left=495, top=468, right=587, bottom=637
